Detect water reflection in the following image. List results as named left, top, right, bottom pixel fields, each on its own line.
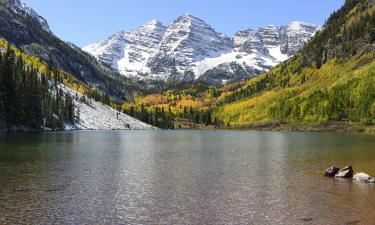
left=0, top=131, right=374, bottom=224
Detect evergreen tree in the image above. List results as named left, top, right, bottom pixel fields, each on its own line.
left=0, top=45, right=76, bottom=131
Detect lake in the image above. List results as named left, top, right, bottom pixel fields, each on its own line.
left=0, top=131, right=374, bottom=224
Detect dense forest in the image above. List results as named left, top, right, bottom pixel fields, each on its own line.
left=0, top=44, right=76, bottom=131
left=122, top=83, right=217, bottom=129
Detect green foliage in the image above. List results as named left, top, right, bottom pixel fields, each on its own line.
left=300, top=0, right=374, bottom=69
left=124, top=104, right=174, bottom=129
left=0, top=44, right=76, bottom=131
left=212, top=0, right=375, bottom=127
left=266, top=64, right=375, bottom=124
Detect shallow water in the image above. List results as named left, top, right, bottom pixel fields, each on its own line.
left=0, top=130, right=374, bottom=224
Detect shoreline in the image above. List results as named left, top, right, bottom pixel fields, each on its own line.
left=215, top=121, right=375, bottom=134
left=1, top=121, right=375, bottom=134
left=174, top=120, right=375, bottom=134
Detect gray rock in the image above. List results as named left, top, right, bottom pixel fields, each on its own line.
left=354, top=172, right=371, bottom=181
left=335, top=165, right=354, bottom=178
left=323, top=166, right=340, bottom=177
left=353, top=172, right=375, bottom=183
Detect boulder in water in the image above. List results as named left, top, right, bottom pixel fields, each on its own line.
left=335, top=165, right=354, bottom=178
left=354, top=172, right=375, bottom=183
left=323, top=166, right=340, bottom=177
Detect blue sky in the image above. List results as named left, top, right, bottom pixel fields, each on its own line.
left=24, top=0, right=344, bottom=47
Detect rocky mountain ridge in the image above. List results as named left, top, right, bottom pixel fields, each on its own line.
left=84, top=14, right=320, bottom=85
left=0, top=0, right=144, bottom=100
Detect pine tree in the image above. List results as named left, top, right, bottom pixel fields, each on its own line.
left=0, top=44, right=77, bottom=131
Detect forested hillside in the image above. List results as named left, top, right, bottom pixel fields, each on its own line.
left=0, top=43, right=75, bottom=131
left=212, top=0, right=375, bottom=130
left=0, top=0, right=148, bottom=100
left=122, top=83, right=216, bottom=129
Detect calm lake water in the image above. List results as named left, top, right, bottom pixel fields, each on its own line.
left=0, top=131, right=374, bottom=225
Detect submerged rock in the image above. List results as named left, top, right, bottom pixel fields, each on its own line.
left=335, top=165, right=354, bottom=178
left=323, top=166, right=340, bottom=177
left=354, top=173, right=375, bottom=183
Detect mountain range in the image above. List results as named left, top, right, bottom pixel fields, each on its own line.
left=84, top=14, right=320, bottom=85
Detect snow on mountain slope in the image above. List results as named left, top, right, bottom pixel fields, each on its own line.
left=144, top=14, right=232, bottom=80
left=84, top=15, right=320, bottom=85
left=194, top=21, right=319, bottom=81
left=195, top=51, right=275, bottom=79
left=83, top=31, right=127, bottom=71
left=59, top=85, right=154, bottom=130
left=83, top=20, right=167, bottom=78
left=6, top=0, right=51, bottom=32
left=280, top=21, right=321, bottom=56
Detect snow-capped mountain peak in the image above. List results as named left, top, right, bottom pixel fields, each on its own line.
left=83, top=19, right=167, bottom=77
left=138, top=19, right=165, bottom=32
left=280, top=21, right=321, bottom=56
left=145, top=13, right=232, bottom=80
left=84, top=14, right=320, bottom=84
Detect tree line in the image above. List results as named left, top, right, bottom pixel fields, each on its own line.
left=125, top=104, right=214, bottom=129
left=125, top=104, right=174, bottom=129
left=0, top=44, right=77, bottom=131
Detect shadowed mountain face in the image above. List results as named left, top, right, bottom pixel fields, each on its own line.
left=0, top=0, right=143, bottom=100
left=84, top=14, right=320, bottom=85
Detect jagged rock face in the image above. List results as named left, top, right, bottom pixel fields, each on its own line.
left=84, top=14, right=320, bottom=85
left=257, top=25, right=281, bottom=49
left=233, top=29, right=268, bottom=55
left=83, top=32, right=127, bottom=70
left=280, top=22, right=321, bottom=56
left=146, top=14, right=232, bottom=78
left=237, top=22, right=321, bottom=59
left=0, top=0, right=140, bottom=99
left=5, top=0, right=51, bottom=32
left=197, top=62, right=262, bottom=86
left=84, top=20, right=167, bottom=78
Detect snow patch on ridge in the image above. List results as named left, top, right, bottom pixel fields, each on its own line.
left=194, top=51, right=276, bottom=79
left=58, top=85, right=154, bottom=130
left=7, top=0, right=51, bottom=32
left=268, top=46, right=289, bottom=62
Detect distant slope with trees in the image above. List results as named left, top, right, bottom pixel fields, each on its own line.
left=0, top=43, right=76, bottom=131
left=212, top=0, right=375, bottom=130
